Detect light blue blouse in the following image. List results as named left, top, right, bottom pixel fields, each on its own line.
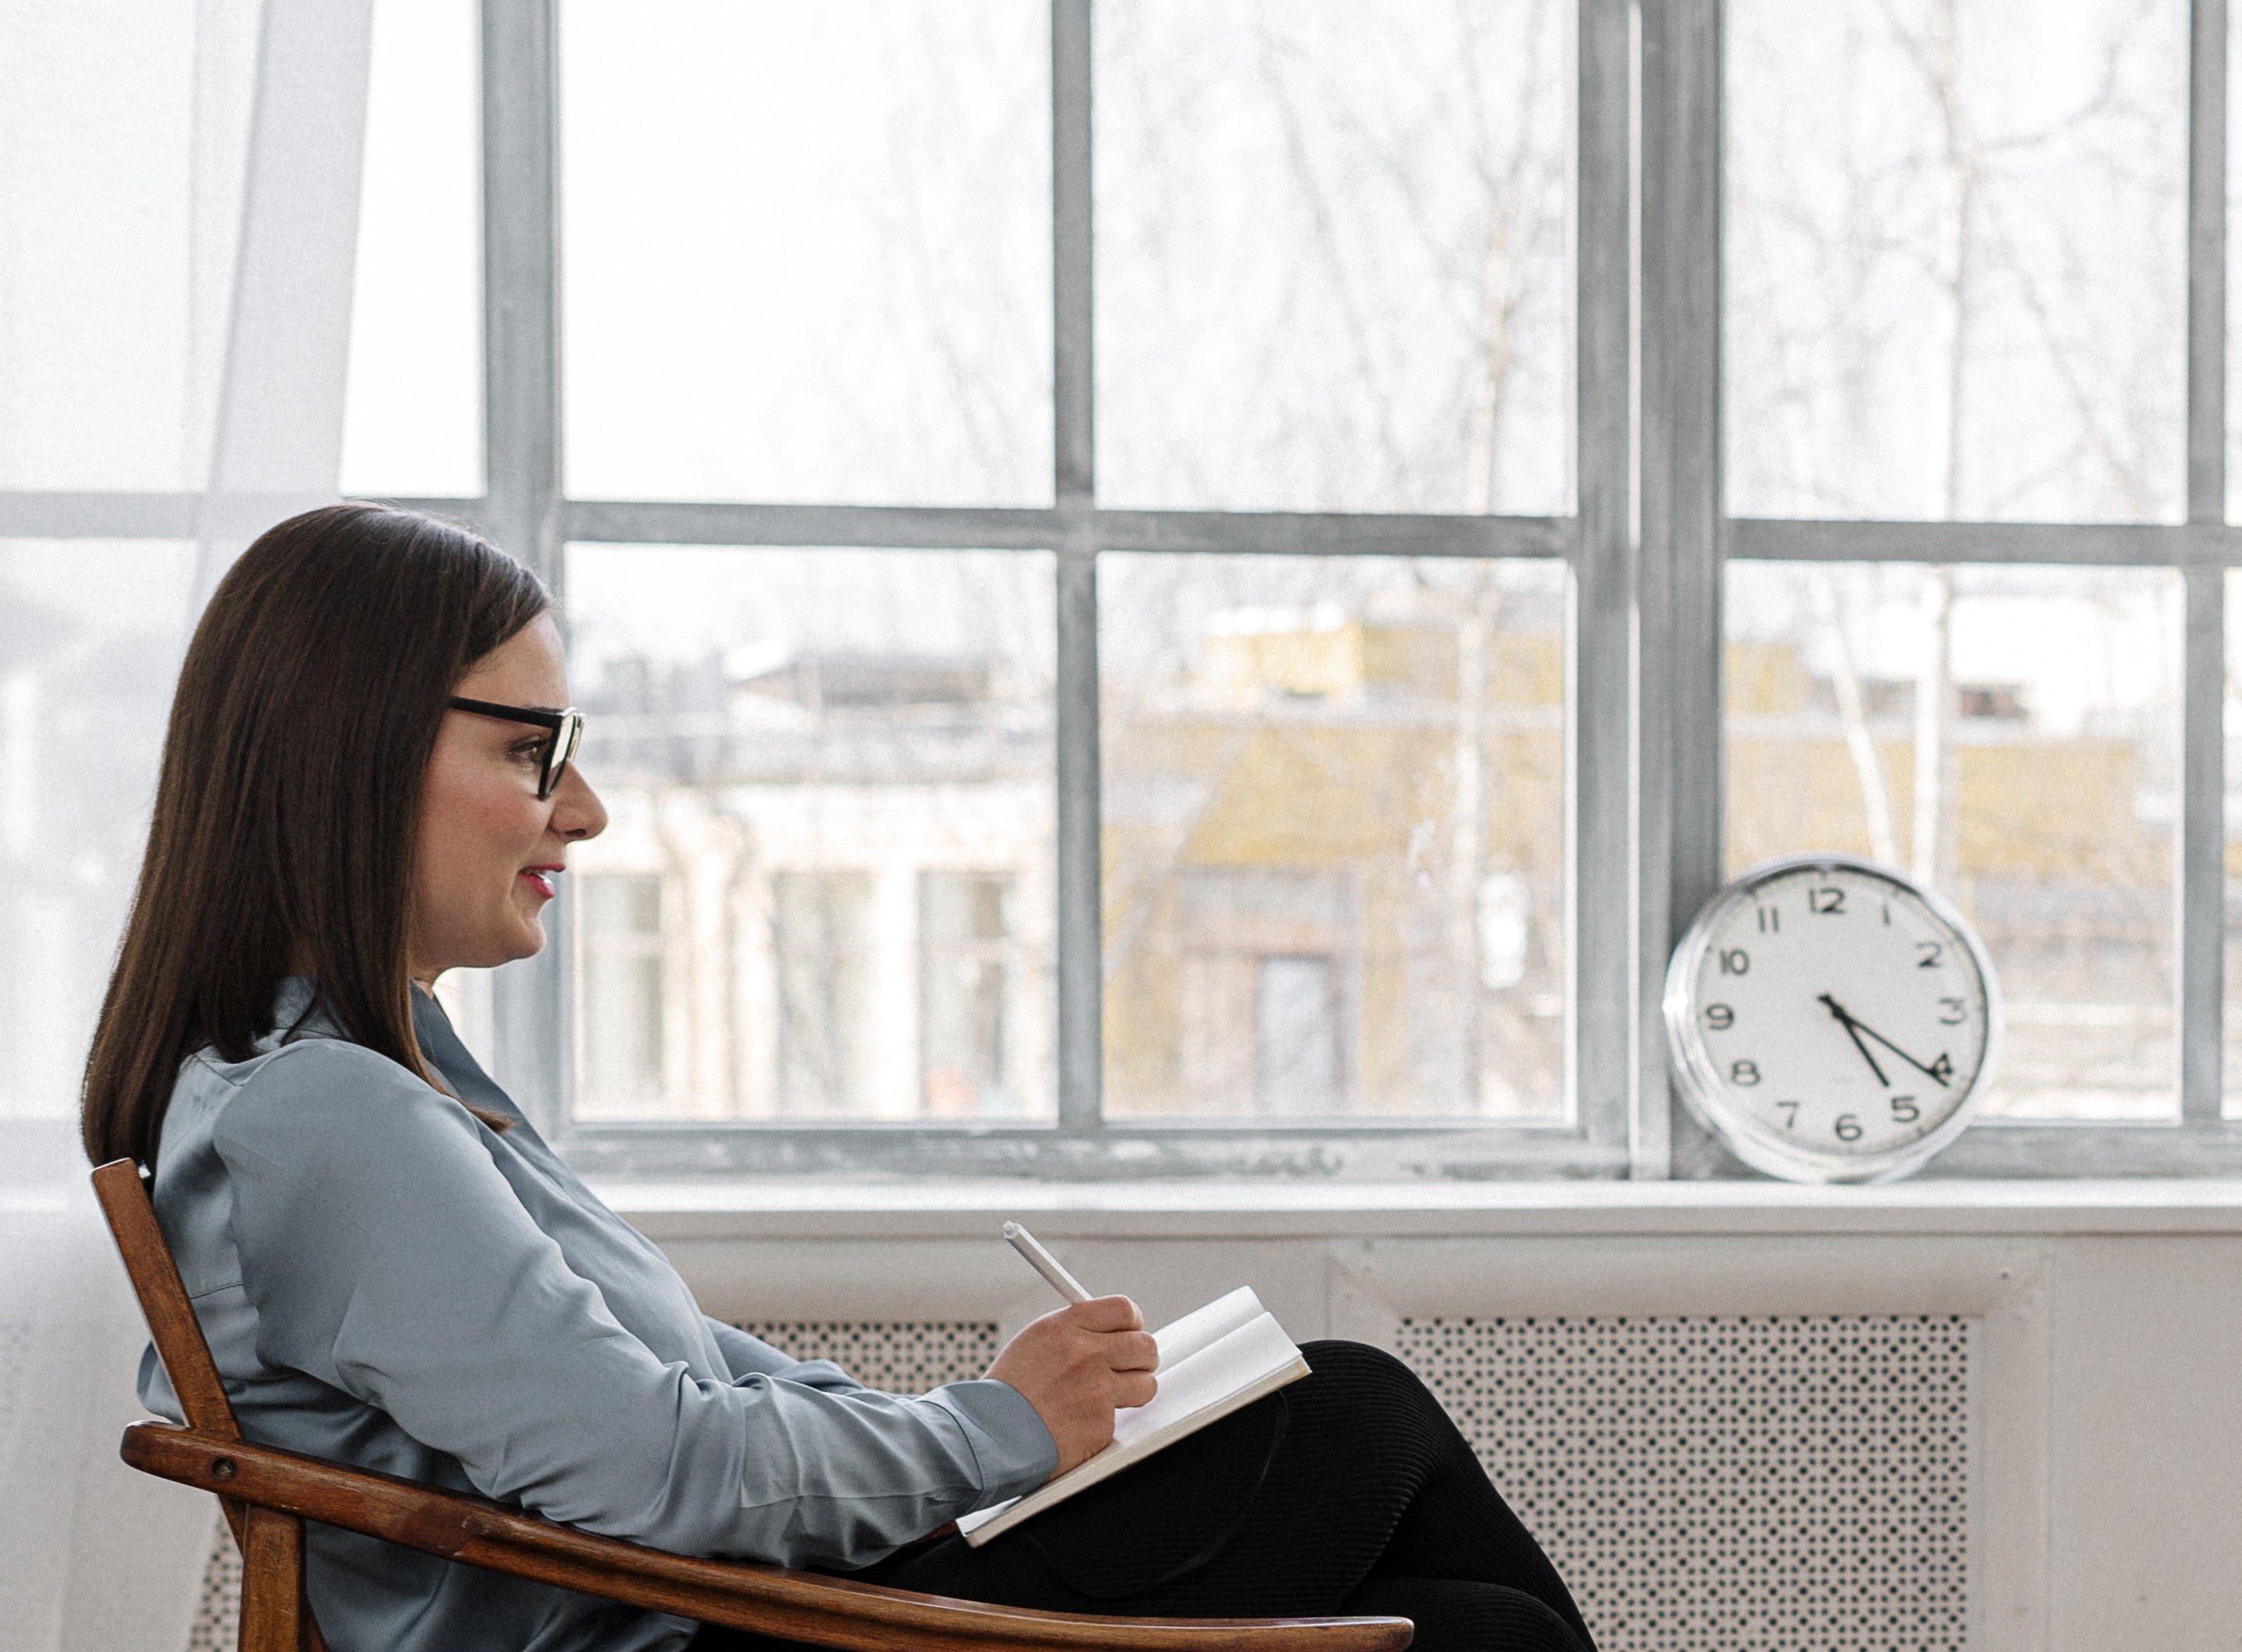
left=139, top=976, right=1056, bottom=1652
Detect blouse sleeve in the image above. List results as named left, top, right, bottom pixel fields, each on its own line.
left=211, top=1040, right=1055, bottom=1569
left=704, top=1319, right=864, bottom=1395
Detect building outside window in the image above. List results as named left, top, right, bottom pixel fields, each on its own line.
left=576, top=873, right=667, bottom=1115
left=774, top=871, right=877, bottom=1118
left=918, top=871, right=1021, bottom=1118
left=1252, top=954, right=1345, bottom=1117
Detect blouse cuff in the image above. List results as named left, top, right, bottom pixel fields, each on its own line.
left=920, top=1378, right=1058, bottom=1509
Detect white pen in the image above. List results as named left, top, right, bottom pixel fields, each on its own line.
left=1002, top=1220, right=1093, bottom=1305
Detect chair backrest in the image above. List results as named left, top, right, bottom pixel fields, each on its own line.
left=94, top=1158, right=324, bottom=1652
left=91, top=1158, right=242, bottom=1441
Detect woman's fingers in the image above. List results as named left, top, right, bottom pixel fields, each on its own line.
left=1060, top=1298, right=1156, bottom=1375
left=1115, top=1369, right=1160, bottom=1410
left=1104, top=1327, right=1161, bottom=1411
left=1067, top=1294, right=1143, bottom=1333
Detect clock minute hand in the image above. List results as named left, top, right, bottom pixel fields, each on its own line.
left=1817, top=993, right=1890, bottom=1087
left=1848, top=1016, right=1954, bottom=1087
left=1820, top=1000, right=1964, bottom=1089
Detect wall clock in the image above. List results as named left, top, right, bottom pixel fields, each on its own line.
left=1662, top=853, right=2001, bottom=1184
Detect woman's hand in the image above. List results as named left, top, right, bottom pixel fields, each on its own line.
left=985, top=1296, right=1161, bottom=1478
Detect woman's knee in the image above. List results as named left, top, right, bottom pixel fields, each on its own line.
left=1299, top=1337, right=1404, bottom=1368
left=1295, top=1341, right=1450, bottom=1417
left=1299, top=1338, right=1426, bottom=1393
left=1293, top=1340, right=1476, bottom=1453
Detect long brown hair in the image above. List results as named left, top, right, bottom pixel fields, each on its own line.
left=81, top=503, right=551, bottom=1169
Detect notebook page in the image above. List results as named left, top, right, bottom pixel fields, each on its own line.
left=1115, top=1310, right=1299, bottom=1448
left=1151, top=1285, right=1266, bottom=1372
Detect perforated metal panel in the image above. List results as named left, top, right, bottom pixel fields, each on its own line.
left=1393, top=1314, right=1973, bottom=1652
left=732, top=1320, right=1003, bottom=1393
left=186, top=1510, right=241, bottom=1652
left=178, top=1323, right=1001, bottom=1649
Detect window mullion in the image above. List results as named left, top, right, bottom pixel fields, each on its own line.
left=1639, top=0, right=1725, bottom=1176
left=482, top=0, right=569, bottom=1140
left=1573, top=0, right=1637, bottom=1161
left=2181, top=0, right=2228, bottom=1126
left=1052, top=0, right=1101, bottom=1130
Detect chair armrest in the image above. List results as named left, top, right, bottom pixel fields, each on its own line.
left=123, top=1423, right=1412, bottom=1652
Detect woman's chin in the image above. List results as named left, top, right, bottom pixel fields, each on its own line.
left=458, top=920, right=545, bottom=971
left=500, top=892, right=551, bottom=958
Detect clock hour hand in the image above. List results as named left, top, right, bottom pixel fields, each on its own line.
left=1820, top=993, right=1953, bottom=1088
left=1817, top=993, right=1891, bottom=1086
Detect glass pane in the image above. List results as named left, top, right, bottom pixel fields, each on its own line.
left=1101, top=554, right=1566, bottom=1119
left=0, top=12, right=200, bottom=487
left=560, top=1, right=1053, bottom=505
left=1254, top=953, right=1343, bottom=1114
left=1096, top=0, right=1572, bottom=514
left=564, top=544, right=1056, bottom=1122
left=339, top=0, right=482, bottom=498
left=577, top=874, right=668, bottom=1111
left=772, top=871, right=877, bottom=1115
left=0, top=541, right=198, bottom=1117
left=1727, top=0, right=2186, bottom=523
left=1728, top=562, right=2179, bottom=1120
left=919, top=871, right=1031, bottom=1118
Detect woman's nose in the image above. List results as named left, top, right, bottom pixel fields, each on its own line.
left=551, top=763, right=608, bottom=841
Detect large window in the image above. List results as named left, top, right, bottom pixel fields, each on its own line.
left=534, top=0, right=1592, bottom=1178
left=1717, top=0, right=2225, bottom=1174
left=9, top=0, right=2241, bottom=1181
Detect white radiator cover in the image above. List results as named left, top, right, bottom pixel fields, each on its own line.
left=1397, top=1312, right=1973, bottom=1652
left=1329, top=1236, right=2048, bottom=1652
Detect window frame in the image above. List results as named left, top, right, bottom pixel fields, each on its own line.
left=373, top=0, right=2242, bottom=1180
left=491, top=0, right=1638, bottom=1178
left=8, top=0, right=2234, bottom=1178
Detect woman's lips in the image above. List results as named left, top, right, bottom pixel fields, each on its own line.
left=519, top=869, right=557, bottom=900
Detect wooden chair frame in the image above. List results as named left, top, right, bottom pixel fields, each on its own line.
left=92, top=1160, right=1411, bottom=1652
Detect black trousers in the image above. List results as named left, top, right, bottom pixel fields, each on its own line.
left=690, top=1341, right=1595, bottom=1652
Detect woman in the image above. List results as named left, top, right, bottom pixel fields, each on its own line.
left=81, top=505, right=1595, bottom=1652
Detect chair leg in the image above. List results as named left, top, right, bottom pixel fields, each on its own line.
left=236, top=1505, right=306, bottom=1652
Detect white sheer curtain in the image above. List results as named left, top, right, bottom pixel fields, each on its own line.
left=0, top=1, right=373, bottom=1646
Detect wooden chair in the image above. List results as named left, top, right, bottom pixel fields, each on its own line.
left=92, top=1159, right=1411, bottom=1652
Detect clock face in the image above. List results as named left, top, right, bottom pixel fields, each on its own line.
left=1665, top=856, right=2000, bottom=1183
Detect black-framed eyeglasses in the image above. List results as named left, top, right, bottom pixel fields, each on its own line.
left=447, top=696, right=585, bottom=799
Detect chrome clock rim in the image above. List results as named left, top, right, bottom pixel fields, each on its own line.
left=1662, top=853, right=2004, bottom=1185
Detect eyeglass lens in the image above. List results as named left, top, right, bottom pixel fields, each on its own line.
left=542, top=711, right=584, bottom=799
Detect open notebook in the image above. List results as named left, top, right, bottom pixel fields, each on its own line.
left=955, top=1285, right=1310, bottom=1546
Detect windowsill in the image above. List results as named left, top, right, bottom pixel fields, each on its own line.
left=592, top=1173, right=2242, bottom=1241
